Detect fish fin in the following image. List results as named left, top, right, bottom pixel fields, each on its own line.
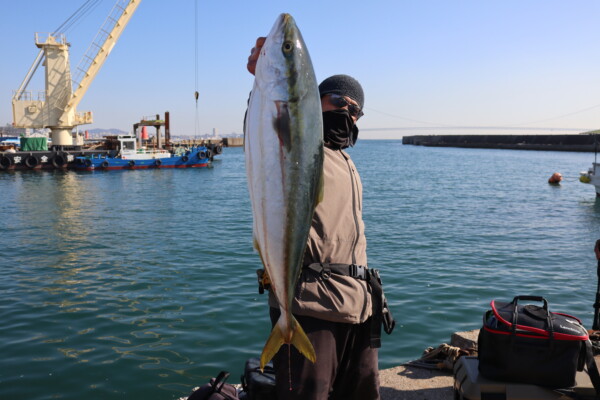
left=273, top=101, right=292, bottom=152
left=254, top=237, right=268, bottom=266
left=253, top=236, right=260, bottom=252
left=259, top=315, right=316, bottom=371
left=315, top=168, right=324, bottom=207
left=260, top=323, right=286, bottom=371
left=290, top=316, right=317, bottom=364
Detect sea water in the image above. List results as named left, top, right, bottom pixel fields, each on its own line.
left=1, top=141, right=599, bottom=399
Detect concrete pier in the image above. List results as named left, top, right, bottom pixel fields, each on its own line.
left=402, top=134, right=599, bottom=152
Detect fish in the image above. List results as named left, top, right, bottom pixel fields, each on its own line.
left=244, top=13, right=323, bottom=370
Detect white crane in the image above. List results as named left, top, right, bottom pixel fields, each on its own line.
left=12, top=0, right=141, bottom=147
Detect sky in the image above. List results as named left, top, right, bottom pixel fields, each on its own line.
left=2, top=0, right=600, bottom=139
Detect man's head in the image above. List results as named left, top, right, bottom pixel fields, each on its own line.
left=318, top=75, right=364, bottom=149
left=319, top=75, right=364, bottom=123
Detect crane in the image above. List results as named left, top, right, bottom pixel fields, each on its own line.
left=12, top=0, right=141, bottom=148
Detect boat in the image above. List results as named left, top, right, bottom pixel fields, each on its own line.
left=74, top=135, right=211, bottom=170
left=580, top=135, right=600, bottom=196
left=580, top=163, right=600, bottom=195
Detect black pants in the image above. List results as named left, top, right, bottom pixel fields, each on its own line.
left=269, top=308, right=380, bottom=400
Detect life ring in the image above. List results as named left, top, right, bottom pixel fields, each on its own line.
left=182, top=155, right=189, bottom=162
left=84, top=159, right=92, bottom=168
left=198, top=151, right=207, bottom=159
left=101, top=160, right=109, bottom=168
left=128, top=160, right=135, bottom=167
left=52, top=154, right=66, bottom=168
left=0, top=156, right=12, bottom=170
left=206, top=149, right=212, bottom=158
left=25, top=155, right=39, bottom=169
left=155, top=159, right=162, bottom=166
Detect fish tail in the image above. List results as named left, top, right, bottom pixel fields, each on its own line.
left=259, top=315, right=316, bottom=371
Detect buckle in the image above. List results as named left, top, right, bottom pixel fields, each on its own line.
left=349, top=264, right=367, bottom=280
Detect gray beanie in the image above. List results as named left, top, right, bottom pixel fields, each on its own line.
left=318, top=74, right=364, bottom=109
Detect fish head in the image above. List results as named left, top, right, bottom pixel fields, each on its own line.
left=256, top=13, right=317, bottom=104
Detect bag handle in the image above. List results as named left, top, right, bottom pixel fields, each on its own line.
left=511, top=295, right=548, bottom=310
left=211, top=371, right=231, bottom=394
left=510, top=296, right=554, bottom=340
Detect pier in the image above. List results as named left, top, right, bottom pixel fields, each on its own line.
left=402, top=134, right=599, bottom=152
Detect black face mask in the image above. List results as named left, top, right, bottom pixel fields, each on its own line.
left=322, top=109, right=359, bottom=150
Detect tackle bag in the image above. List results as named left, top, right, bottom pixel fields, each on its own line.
left=478, top=295, right=598, bottom=389
left=240, top=358, right=276, bottom=400
left=187, top=371, right=239, bottom=400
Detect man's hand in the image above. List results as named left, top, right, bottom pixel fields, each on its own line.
left=247, top=37, right=266, bottom=75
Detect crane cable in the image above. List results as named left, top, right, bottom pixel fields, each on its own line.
left=53, top=0, right=102, bottom=36
left=194, top=0, right=200, bottom=138
left=17, top=0, right=102, bottom=99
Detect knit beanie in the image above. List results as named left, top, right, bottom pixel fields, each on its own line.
left=318, top=74, right=364, bottom=109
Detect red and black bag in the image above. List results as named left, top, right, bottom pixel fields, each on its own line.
left=478, top=296, right=600, bottom=389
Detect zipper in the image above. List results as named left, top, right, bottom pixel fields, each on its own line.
left=339, top=150, right=370, bottom=318
left=341, top=151, right=360, bottom=265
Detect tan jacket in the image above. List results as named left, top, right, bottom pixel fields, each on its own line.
left=269, top=147, right=372, bottom=324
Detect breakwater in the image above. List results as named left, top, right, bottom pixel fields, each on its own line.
left=402, top=134, right=598, bottom=152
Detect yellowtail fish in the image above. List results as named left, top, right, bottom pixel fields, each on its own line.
left=244, top=13, right=323, bottom=370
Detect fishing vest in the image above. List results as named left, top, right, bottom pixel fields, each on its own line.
left=269, top=147, right=372, bottom=324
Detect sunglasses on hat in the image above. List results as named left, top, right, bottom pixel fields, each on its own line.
left=327, top=94, right=364, bottom=119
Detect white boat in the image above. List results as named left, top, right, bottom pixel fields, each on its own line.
left=580, top=151, right=600, bottom=196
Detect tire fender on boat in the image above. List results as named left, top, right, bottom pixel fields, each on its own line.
left=155, top=159, right=162, bottom=166
left=128, top=160, right=135, bottom=167
left=182, top=155, right=189, bottom=162
left=0, top=156, right=12, bottom=170
left=206, top=149, right=212, bottom=159
left=25, top=155, right=39, bottom=169
left=101, top=160, right=109, bottom=168
left=198, top=151, right=206, bottom=159
left=84, top=159, right=92, bottom=168
left=214, top=144, right=223, bottom=155
left=52, top=153, right=67, bottom=168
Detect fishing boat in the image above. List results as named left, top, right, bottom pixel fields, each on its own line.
left=580, top=164, right=600, bottom=196
left=74, top=135, right=211, bottom=170
left=580, top=135, right=600, bottom=196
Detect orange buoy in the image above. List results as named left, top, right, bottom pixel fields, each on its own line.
left=548, top=172, right=563, bottom=184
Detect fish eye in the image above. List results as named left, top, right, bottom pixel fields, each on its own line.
left=282, top=41, right=294, bottom=53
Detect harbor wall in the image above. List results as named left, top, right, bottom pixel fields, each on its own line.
left=402, top=134, right=598, bottom=152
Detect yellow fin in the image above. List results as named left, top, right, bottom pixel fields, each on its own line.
left=290, top=316, right=316, bottom=364
left=315, top=169, right=324, bottom=207
left=259, top=316, right=316, bottom=371
left=260, top=323, right=285, bottom=371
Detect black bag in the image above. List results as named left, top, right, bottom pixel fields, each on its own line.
left=478, top=295, right=593, bottom=388
left=240, top=358, right=276, bottom=400
left=187, top=371, right=239, bottom=400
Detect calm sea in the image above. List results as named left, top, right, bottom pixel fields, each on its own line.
left=2, top=141, right=600, bottom=399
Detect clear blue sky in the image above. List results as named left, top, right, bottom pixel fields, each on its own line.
left=2, top=1, right=600, bottom=139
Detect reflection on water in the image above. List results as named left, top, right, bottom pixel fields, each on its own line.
left=1, top=146, right=600, bottom=399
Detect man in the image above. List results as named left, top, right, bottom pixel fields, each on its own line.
left=248, top=38, right=381, bottom=400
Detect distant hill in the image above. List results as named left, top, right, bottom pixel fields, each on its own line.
left=87, top=128, right=128, bottom=135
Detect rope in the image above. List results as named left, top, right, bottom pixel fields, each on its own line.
left=402, top=343, right=476, bottom=371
